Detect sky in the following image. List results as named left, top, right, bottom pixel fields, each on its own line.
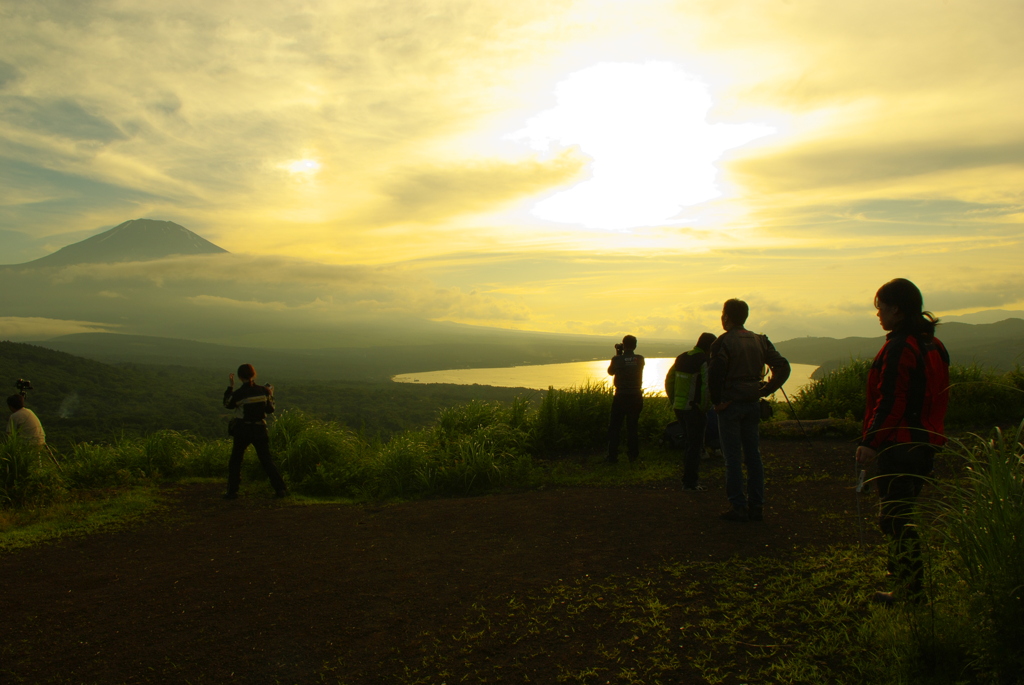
left=2, top=0, right=1023, bottom=343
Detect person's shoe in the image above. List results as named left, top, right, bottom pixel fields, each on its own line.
left=222, top=492, right=238, bottom=500
left=748, top=505, right=764, bottom=521
left=682, top=483, right=707, bottom=492
left=720, top=506, right=749, bottom=522
left=275, top=488, right=290, bottom=498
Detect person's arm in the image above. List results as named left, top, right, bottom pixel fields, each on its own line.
left=265, top=384, right=275, bottom=414
left=223, top=372, right=237, bottom=409
left=665, top=364, right=676, bottom=403
left=760, top=337, right=791, bottom=396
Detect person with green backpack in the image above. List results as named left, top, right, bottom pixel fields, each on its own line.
left=666, top=332, right=718, bottom=491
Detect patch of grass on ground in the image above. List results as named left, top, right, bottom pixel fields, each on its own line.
left=0, top=486, right=164, bottom=552
left=336, top=545, right=893, bottom=685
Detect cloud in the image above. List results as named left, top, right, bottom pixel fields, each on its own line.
left=0, top=316, right=119, bottom=341
left=733, top=140, right=1024, bottom=196
left=0, top=97, right=127, bottom=142
left=367, top=152, right=585, bottom=224
left=0, top=60, right=21, bottom=88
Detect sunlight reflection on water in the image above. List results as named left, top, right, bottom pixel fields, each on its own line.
left=393, top=359, right=817, bottom=397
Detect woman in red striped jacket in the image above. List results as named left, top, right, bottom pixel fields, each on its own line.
left=856, top=278, right=950, bottom=604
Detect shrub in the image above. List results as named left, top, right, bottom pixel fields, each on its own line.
left=533, top=382, right=613, bottom=456
left=0, top=437, right=64, bottom=507
left=946, top=365, right=1024, bottom=428
left=785, top=358, right=871, bottom=421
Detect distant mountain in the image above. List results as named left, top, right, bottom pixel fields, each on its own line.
left=776, top=318, right=1024, bottom=375
left=14, top=218, right=227, bottom=267
left=941, top=309, right=1024, bottom=325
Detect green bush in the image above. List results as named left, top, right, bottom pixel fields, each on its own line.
left=787, top=360, right=1024, bottom=429
left=534, top=382, right=613, bottom=456
left=177, top=437, right=231, bottom=478
left=946, top=364, right=1024, bottom=428
left=785, top=358, right=871, bottom=421
left=63, top=440, right=137, bottom=488
left=0, top=437, right=64, bottom=507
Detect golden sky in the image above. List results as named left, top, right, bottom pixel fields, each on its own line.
left=2, top=0, right=1023, bottom=341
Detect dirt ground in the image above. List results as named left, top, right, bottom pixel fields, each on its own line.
left=0, top=438, right=878, bottom=684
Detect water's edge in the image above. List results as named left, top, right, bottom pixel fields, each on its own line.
left=393, top=359, right=818, bottom=397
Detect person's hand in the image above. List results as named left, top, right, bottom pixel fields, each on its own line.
left=713, top=401, right=731, bottom=413
left=228, top=372, right=235, bottom=388
left=855, top=445, right=877, bottom=465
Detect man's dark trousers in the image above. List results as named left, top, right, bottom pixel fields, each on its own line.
left=676, top=407, right=707, bottom=488
left=228, top=423, right=287, bottom=495
left=608, top=394, right=643, bottom=462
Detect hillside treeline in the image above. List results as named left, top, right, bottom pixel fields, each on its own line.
left=0, top=341, right=536, bottom=445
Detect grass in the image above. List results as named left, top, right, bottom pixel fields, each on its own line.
left=0, top=486, right=164, bottom=552
left=341, top=545, right=893, bottom=685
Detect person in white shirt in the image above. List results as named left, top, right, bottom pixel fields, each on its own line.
left=6, top=394, right=46, bottom=447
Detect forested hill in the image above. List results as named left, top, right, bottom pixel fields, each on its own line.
left=0, top=342, right=536, bottom=445
left=775, top=318, right=1024, bottom=376
left=0, top=341, right=226, bottom=443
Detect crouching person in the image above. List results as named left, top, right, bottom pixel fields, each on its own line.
left=223, top=364, right=288, bottom=499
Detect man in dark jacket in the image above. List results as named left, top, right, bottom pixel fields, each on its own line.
left=607, top=335, right=644, bottom=463
left=223, top=363, right=288, bottom=499
left=666, top=332, right=718, bottom=490
left=708, top=300, right=790, bottom=522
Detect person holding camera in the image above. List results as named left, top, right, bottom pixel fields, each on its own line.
left=223, top=363, right=288, bottom=500
left=708, top=299, right=790, bottom=522
left=607, top=335, right=645, bottom=464
left=6, top=393, right=46, bottom=447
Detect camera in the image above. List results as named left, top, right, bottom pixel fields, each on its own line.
left=15, top=379, right=32, bottom=395
left=614, top=343, right=624, bottom=355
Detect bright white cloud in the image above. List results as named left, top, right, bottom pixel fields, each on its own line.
left=511, top=62, right=774, bottom=230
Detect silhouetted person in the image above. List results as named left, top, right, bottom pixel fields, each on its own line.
left=6, top=394, right=45, bottom=447
left=607, top=335, right=645, bottom=463
left=223, top=364, right=288, bottom=499
left=708, top=299, right=789, bottom=522
left=856, top=278, right=949, bottom=604
left=666, top=332, right=717, bottom=490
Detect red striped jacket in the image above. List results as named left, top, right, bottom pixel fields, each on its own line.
left=861, top=329, right=950, bottom=450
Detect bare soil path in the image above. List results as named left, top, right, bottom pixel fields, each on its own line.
left=0, top=438, right=873, bottom=684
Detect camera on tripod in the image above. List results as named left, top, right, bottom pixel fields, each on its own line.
left=15, top=379, right=32, bottom=396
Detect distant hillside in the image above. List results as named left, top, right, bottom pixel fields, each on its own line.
left=13, top=218, right=226, bottom=267
left=0, top=341, right=541, bottom=444
left=28, top=331, right=691, bottom=381
left=776, top=318, right=1024, bottom=376
left=0, top=340, right=225, bottom=443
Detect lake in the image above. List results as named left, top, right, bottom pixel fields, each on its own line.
left=393, top=359, right=818, bottom=397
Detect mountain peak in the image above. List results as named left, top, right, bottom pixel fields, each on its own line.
left=21, top=219, right=228, bottom=267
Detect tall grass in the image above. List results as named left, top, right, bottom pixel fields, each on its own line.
left=534, top=381, right=613, bottom=456
left=925, top=423, right=1024, bottom=682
